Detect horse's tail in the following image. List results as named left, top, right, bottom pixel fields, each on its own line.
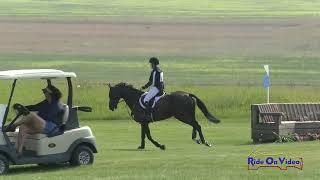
left=189, top=94, right=220, bottom=124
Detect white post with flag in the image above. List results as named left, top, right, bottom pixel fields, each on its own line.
left=263, top=65, right=270, bottom=103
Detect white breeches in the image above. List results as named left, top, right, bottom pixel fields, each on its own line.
left=144, top=86, right=159, bottom=103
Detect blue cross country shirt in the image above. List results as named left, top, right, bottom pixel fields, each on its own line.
left=144, top=66, right=164, bottom=92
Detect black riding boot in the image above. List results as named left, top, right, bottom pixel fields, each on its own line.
left=145, top=101, right=153, bottom=121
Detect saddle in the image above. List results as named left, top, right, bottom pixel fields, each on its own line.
left=139, top=91, right=166, bottom=109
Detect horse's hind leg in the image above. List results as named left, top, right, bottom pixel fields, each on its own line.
left=191, top=121, right=212, bottom=147
left=174, top=114, right=203, bottom=145
left=192, top=127, right=201, bottom=144
left=143, top=123, right=166, bottom=150
left=174, top=97, right=211, bottom=147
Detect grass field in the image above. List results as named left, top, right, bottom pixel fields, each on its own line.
left=1, top=0, right=320, bottom=179
left=0, top=58, right=320, bottom=179
left=1, top=0, right=320, bottom=18
left=1, top=54, right=320, bottom=86
left=3, top=120, right=320, bottom=180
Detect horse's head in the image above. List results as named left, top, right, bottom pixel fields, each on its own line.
left=107, top=82, right=140, bottom=111
left=108, top=83, right=121, bottom=111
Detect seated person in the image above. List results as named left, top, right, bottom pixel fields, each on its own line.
left=10, top=85, right=64, bottom=155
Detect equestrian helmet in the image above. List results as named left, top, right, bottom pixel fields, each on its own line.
left=149, top=57, right=159, bottom=65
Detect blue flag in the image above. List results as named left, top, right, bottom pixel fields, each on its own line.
left=263, top=73, right=270, bottom=88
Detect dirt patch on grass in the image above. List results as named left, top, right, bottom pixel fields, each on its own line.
left=0, top=17, right=319, bottom=57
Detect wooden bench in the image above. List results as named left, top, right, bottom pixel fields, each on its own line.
left=251, top=103, right=320, bottom=143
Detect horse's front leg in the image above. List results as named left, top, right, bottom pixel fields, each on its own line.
left=138, top=124, right=146, bottom=149
left=143, top=123, right=166, bottom=150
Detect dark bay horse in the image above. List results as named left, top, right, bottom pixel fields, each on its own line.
left=108, top=82, right=220, bottom=150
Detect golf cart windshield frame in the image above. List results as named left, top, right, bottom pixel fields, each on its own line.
left=1, top=77, right=74, bottom=129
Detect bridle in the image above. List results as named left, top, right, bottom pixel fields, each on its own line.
left=110, top=85, right=143, bottom=122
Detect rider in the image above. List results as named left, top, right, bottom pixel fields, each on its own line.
left=141, top=57, right=164, bottom=119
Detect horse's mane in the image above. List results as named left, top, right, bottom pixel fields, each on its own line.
left=114, top=82, right=141, bottom=92
left=114, top=82, right=134, bottom=88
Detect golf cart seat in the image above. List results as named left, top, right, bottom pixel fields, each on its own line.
left=61, top=104, right=70, bottom=127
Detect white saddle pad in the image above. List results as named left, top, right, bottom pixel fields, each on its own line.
left=139, top=92, right=166, bottom=109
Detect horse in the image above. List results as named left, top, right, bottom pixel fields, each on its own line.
left=107, top=82, right=220, bottom=150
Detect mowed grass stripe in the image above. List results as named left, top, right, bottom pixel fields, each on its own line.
left=1, top=80, right=320, bottom=121
left=0, top=0, right=320, bottom=18
left=1, top=54, right=320, bottom=85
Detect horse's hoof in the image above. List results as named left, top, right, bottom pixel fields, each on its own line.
left=204, top=142, right=212, bottom=147
left=193, top=139, right=201, bottom=144
left=138, top=146, right=145, bottom=150
left=159, top=145, right=166, bottom=150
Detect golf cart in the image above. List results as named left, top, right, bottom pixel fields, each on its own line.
left=0, top=69, right=97, bottom=174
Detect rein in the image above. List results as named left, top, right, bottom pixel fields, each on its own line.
left=113, top=85, right=152, bottom=122
left=119, top=99, right=135, bottom=120
left=119, top=97, right=154, bottom=123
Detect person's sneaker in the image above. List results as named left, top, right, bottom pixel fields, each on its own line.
left=13, top=103, right=29, bottom=116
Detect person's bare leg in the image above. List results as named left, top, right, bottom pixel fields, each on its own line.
left=16, top=113, right=46, bottom=155
left=14, top=112, right=45, bottom=128
left=12, top=114, right=32, bottom=128
left=24, top=113, right=46, bottom=130
left=17, top=125, right=29, bottom=155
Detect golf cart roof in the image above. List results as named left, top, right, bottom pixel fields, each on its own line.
left=0, top=69, right=76, bottom=80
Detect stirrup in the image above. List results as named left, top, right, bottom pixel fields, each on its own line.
left=145, top=112, right=154, bottom=122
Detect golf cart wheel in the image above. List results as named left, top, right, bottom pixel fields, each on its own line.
left=0, top=155, right=9, bottom=175
left=70, top=145, right=94, bottom=166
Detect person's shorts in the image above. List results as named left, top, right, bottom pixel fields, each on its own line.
left=43, top=121, right=57, bottom=134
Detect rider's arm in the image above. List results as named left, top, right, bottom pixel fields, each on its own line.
left=142, top=71, right=153, bottom=89
left=25, top=100, right=46, bottom=111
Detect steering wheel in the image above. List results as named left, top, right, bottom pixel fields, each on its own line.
left=4, top=104, right=29, bottom=132
left=12, top=103, right=29, bottom=116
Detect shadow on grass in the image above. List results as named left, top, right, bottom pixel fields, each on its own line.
left=239, top=141, right=256, bottom=146
left=111, top=148, right=153, bottom=152
left=7, top=164, right=76, bottom=175
left=239, top=140, right=282, bottom=146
